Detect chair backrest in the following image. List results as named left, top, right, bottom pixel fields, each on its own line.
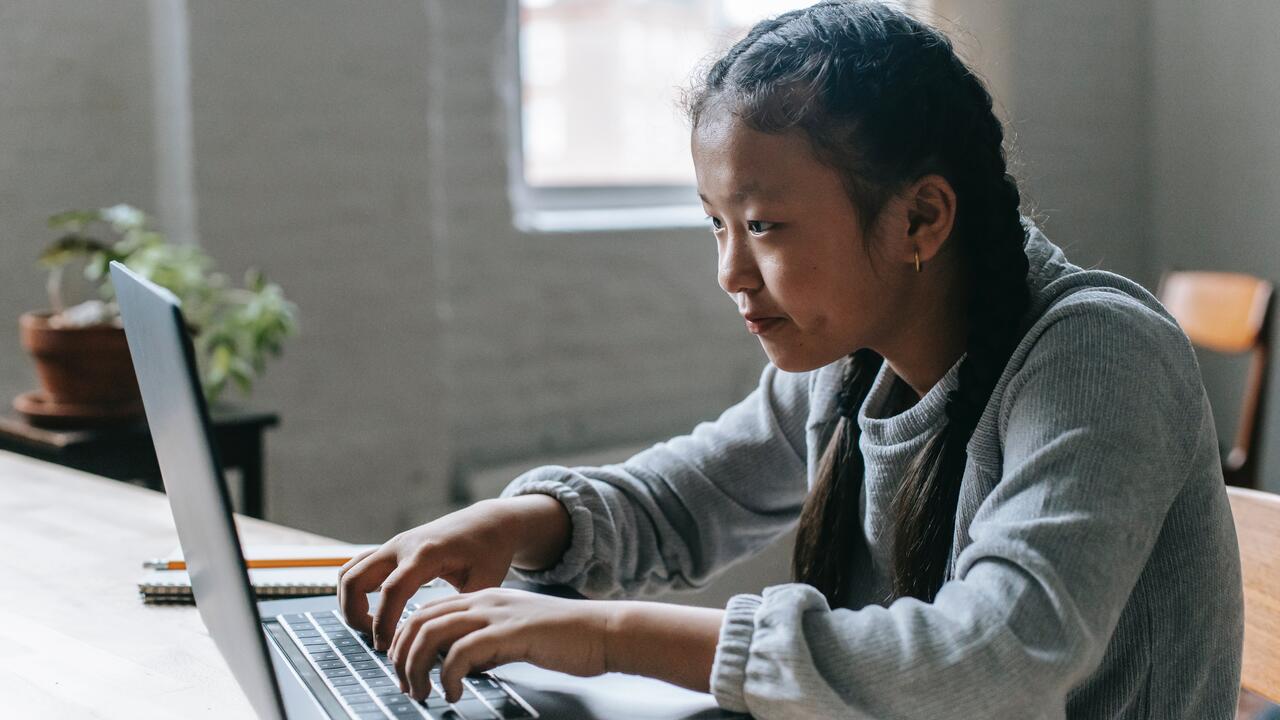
left=1159, top=271, right=1274, bottom=487
left=1228, top=486, right=1280, bottom=703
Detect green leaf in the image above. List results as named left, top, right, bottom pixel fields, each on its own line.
left=46, top=209, right=101, bottom=233
left=39, top=235, right=109, bottom=268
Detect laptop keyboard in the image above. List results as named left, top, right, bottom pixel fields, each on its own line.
left=279, top=604, right=537, bottom=719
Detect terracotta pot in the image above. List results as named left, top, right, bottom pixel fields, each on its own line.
left=19, top=311, right=142, bottom=406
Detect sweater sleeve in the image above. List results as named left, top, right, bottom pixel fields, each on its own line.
left=497, top=362, right=812, bottom=599
left=709, top=293, right=1208, bottom=718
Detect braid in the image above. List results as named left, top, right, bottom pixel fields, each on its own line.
left=792, top=348, right=882, bottom=609
left=889, top=55, right=1031, bottom=601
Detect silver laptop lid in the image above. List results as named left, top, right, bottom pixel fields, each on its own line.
left=111, top=261, right=287, bottom=720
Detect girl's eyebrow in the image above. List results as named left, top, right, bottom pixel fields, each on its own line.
left=698, top=180, right=777, bottom=205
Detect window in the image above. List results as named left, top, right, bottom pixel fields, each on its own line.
left=513, top=0, right=817, bottom=232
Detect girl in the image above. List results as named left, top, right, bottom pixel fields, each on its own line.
left=338, top=1, right=1243, bottom=717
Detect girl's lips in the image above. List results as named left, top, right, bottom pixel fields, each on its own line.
left=745, top=317, right=786, bottom=335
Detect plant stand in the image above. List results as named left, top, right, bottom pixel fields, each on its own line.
left=0, top=405, right=278, bottom=518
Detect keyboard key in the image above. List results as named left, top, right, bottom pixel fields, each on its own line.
left=309, top=651, right=339, bottom=661
left=470, top=687, right=506, bottom=701
left=390, top=705, right=426, bottom=718
left=450, top=698, right=497, bottom=719
left=359, top=667, right=391, bottom=679
left=338, top=683, right=371, bottom=696
left=323, top=667, right=354, bottom=678
left=422, top=692, right=452, bottom=709
left=367, top=677, right=397, bottom=688
left=466, top=677, right=501, bottom=691
left=485, top=697, right=533, bottom=719
left=301, top=637, right=331, bottom=646
left=351, top=660, right=380, bottom=671
left=465, top=678, right=506, bottom=700
left=317, top=659, right=348, bottom=670
left=347, top=701, right=381, bottom=712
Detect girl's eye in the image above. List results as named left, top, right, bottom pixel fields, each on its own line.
left=747, top=220, right=775, bottom=234
left=707, top=215, right=724, bottom=231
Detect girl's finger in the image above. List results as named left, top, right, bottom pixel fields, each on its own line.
left=371, top=551, right=450, bottom=652
left=389, top=595, right=472, bottom=676
left=337, top=550, right=395, bottom=636
left=335, top=548, right=377, bottom=619
left=404, top=612, right=486, bottom=700
left=439, top=627, right=508, bottom=703
left=338, top=547, right=377, bottom=578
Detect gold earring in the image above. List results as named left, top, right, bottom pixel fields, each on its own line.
left=914, top=249, right=922, bottom=273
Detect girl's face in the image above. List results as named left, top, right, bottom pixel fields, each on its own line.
left=692, top=114, right=917, bottom=373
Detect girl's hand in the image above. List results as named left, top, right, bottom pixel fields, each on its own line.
left=387, top=587, right=610, bottom=703
left=337, top=499, right=521, bottom=652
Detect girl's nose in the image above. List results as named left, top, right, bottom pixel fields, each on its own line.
left=717, top=229, right=762, bottom=295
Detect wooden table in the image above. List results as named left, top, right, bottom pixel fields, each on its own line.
left=0, top=406, right=278, bottom=518
left=0, top=449, right=335, bottom=718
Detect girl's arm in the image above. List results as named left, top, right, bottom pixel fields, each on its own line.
left=605, top=602, right=725, bottom=693
left=498, top=361, right=814, bottom=599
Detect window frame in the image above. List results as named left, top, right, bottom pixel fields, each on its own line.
left=507, top=0, right=704, bottom=234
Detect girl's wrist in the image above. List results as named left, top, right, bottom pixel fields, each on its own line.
left=603, top=600, right=726, bottom=693
left=500, top=494, right=572, bottom=572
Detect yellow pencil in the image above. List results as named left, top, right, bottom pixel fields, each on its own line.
left=144, top=557, right=353, bottom=571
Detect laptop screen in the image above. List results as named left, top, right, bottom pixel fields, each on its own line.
left=111, top=261, right=287, bottom=720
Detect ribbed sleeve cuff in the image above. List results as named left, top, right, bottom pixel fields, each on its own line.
left=710, top=592, right=763, bottom=714
left=498, top=469, right=598, bottom=588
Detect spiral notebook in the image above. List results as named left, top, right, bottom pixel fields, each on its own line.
left=138, top=543, right=377, bottom=605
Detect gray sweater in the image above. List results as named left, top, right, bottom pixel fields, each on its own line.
left=499, top=224, right=1243, bottom=719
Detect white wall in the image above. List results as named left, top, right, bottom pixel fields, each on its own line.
left=181, top=1, right=452, bottom=539
left=0, top=0, right=155, bottom=406
left=422, top=1, right=766, bottom=484
left=937, top=0, right=1153, bottom=285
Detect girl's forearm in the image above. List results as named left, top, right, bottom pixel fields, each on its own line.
left=504, top=494, right=572, bottom=572
left=604, top=601, right=725, bottom=693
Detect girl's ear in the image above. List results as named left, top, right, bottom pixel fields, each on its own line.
left=902, top=174, right=957, bottom=267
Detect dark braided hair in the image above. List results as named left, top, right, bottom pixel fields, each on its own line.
left=685, top=0, right=1031, bottom=605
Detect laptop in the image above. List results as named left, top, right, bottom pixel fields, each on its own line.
left=110, top=261, right=741, bottom=719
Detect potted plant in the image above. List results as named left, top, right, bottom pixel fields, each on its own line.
left=16, top=204, right=297, bottom=426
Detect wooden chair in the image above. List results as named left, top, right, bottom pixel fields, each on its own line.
left=1229, top=486, right=1280, bottom=706
left=1159, top=272, right=1274, bottom=488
